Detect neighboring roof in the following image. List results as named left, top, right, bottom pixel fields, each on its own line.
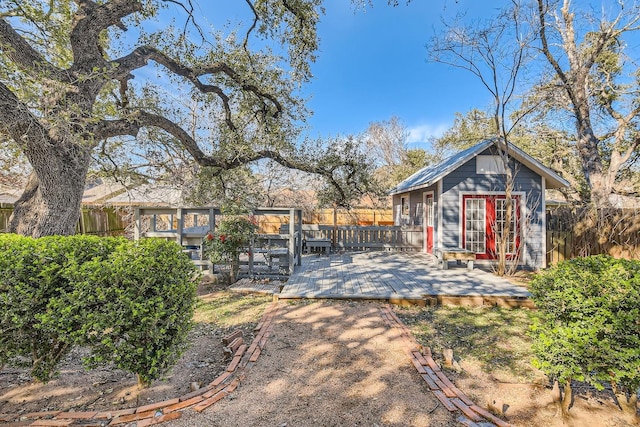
left=0, top=181, right=182, bottom=207
left=389, top=139, right=570, bottom=195
left=103, top=184, right=183, bottom=206
left=0, top=186, right=22, bottom=204
left=82, top=178, right=127, bottom=204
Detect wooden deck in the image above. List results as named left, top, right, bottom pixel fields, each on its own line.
left=279, top=252, right=531, bottom=304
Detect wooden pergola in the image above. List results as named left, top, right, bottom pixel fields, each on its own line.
left=134, top=207, right=303, bottom=277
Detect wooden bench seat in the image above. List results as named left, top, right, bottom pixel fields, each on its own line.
left=434, top=248, right=476, bottom=270
left=304, top=238, right=331, bottom=254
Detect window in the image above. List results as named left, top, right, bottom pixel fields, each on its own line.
left=494, top=198, right=517, bottom=254
left=425, top=196, right=434, bottom=227
left=465, top=198, right=486, bottom=253
left=401, top=195, right=410, bottom=217
left=462, top=194, right=521, bottom=259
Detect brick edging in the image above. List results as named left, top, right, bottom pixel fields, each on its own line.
left=0, top=303, right=281, bottom=427
left=379, top=305, right=512, bottom=427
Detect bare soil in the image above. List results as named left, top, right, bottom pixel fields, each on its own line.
left=167, top=300, right=459, bottom=427
left=1, top=290, right=637, bottom=426
left=0, top=281, right=254, bottom=416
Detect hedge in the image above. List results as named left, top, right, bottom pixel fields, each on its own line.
left=0, top=234, right=197, bottom=385
left=529, top=255, right=640, bottom=415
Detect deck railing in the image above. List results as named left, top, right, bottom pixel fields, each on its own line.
left=281, top=224, right=423, bottom=252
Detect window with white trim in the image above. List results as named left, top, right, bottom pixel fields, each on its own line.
left=401, top=195, right=409, bottom=217
left=465, top=198, right=486, bottom=253
left=495, top=198, right=517, bottom=254
left=425, top=196, right=434, bottom=227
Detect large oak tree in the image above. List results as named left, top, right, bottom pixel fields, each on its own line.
left=535, top=0, right=640, bottom=207
left=0, top=0, right=379, bottom=237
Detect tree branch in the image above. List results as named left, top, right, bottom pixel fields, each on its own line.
left=130, top=109, right=353, bottom=201
left=0, top=81, right=51, bottom=151
left=69, top=0, right=142, bottom=71
left=0, top=18, right=67, bottom=81
left=113, top=46, right=283, bottom=129
left=243, top=0, right=259, bottom=53
left=536, top=1, right=579, bottom=106
left=90, top=119, right=140, bottom=141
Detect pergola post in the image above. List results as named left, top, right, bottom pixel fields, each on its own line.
left=134, top=208, right=141, bottom=240
left=289, top=208, right=295, bottom=274
left=296, top=209, right=303, bottom=266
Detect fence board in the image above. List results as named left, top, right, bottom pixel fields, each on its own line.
left=545, top=207, right=639, bottom=264
left=1, top=206, right=126, bottom=236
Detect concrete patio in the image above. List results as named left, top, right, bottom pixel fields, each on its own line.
left=278, top=251, right=532, bottom=306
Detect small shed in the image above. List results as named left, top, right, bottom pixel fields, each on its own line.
left=388, top=140, right=569, bottom=269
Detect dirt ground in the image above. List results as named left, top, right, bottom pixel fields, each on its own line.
left=1, top=295, right=637, bottom=426
left=0, top=315, right=238, bottom=414
left=166, top=300, right=458, bottom=427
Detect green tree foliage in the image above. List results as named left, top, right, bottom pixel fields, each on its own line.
left=529, top=256, right=640, bottom=416
left=313, top=135, right=387, bottom=209
left=533, top=0, right=640, bottom=207
left=0, top=235, right=197, bottom=386
left=0, top=0, right=379, bottom=237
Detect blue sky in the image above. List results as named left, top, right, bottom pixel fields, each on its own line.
left=177, top=1, right=510, bottom=148
left=302, top=0, right=504, bottom=145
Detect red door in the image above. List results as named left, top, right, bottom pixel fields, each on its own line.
left=425, top=193, right=434, bottom=254
left=462, top=195, right=520, bottom=259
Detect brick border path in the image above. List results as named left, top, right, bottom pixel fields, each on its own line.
left=2, top=302, right=511, bottom=427
left=379, top=305, right=511, bottom=427
left=0, top=304, right=280, bottom=427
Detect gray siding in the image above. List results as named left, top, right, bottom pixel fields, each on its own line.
left=440, top=149, right=544, bottom=268
left=395, top=184, right=438, bottom=250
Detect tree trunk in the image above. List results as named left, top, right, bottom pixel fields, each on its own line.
left=615, top=392, right=639, bottom=424
left=612, top=382, right=639, bottom=424
left=575, top=127, right=611, bottom=208
left=9, top=150, right=91, bottom=237
left=560, top=380, right=573, bottom=417
left=230, top=253, right=240, bottom=284
left=136, top=373, right=150, bottom=389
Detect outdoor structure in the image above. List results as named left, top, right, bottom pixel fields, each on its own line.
left=389, top=140, right=570, bottom=269
left=134, top=207, right=303, bottom=277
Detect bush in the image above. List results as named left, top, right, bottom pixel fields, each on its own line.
left=0, top=235, right=198, bottom=386
left=529, top=255, right=640, bottom=415
left=70, top=238, right=198, bottom=387
left=202, top=207, right=257, bottom=282
left=0, top=234, right=123, bottom=381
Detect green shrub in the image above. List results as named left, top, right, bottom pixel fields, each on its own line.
left=71, top=238, right=198, bottom=387
left=529, top=255, right=640, bottom=412
left=0, top=235, right=197, bottom=386
left=0, top=234, right=123, bottom=381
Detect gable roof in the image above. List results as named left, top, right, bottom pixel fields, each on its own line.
left=389, top=139, right=570, bottom=195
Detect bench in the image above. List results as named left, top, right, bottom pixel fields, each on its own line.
left=252, top=248, right=289, bottom=269
left=434, top=247, right=476, bottom=270
left=304, top=238, right=332, bottom=254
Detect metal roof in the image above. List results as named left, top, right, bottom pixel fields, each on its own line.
left=388, top=139, right=570, bottom=195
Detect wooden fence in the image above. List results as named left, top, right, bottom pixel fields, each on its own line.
left=546, top=207, right=640, bottom=264
left=0, top=206, right=126, bottom=236
left=546, top=231, right=574, bottom=264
